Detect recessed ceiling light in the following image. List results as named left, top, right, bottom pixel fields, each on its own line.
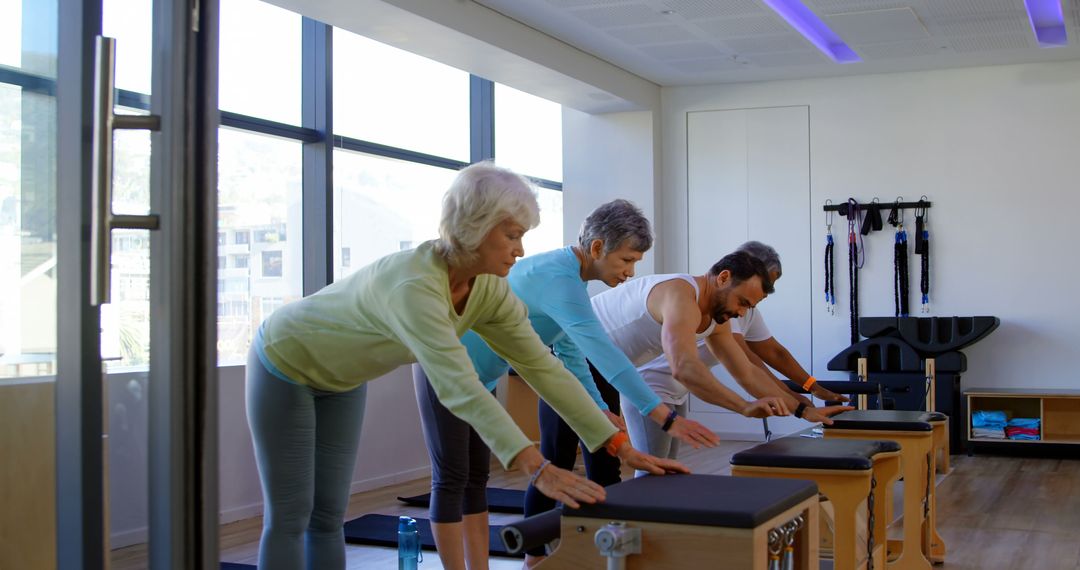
left=760, top=0, right=860, bottom=63
left=1024, top=0, right=1068, bottom=48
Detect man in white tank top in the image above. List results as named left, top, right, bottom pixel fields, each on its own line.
left=590, top=252, right=805, bottom=426
left=629, top=243, right=852, bottom=467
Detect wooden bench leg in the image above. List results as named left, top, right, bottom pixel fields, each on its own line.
left=826, top=432, right=934, bottom=570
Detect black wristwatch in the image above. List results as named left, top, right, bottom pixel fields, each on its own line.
left=661, top=407, right=679, bottom=432
left=794, top=402, right=808, bottom=419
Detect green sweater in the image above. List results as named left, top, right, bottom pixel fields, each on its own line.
left=260, top=241, right=617, bottom=467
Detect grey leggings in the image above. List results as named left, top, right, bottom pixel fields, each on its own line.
left=413, top=364, right=492, bottom=523
left=622, top=396, right=687, bottom=478
left=246, top=347, right=368, bottom=570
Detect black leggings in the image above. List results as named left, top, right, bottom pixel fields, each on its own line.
left=522, top=362, right=622, bottom=555
left=413, top=365, right=492, bottom=523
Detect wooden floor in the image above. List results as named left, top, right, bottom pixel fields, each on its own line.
left=111, top=442, right=1080, bottom=569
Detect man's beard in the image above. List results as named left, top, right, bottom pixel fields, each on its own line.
left=710, top=290, right=736, bottom=324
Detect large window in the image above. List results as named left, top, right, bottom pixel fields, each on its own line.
left=0, top=1, right=20, bottom=69
left=217, top=127, right=302, bottom=365
left=524, top=187, right=565, bottom=256
left=0, top=0, right=58, bottom=379
left=0, top=0, right=566, bottom=375
left=0, top=82, right=58, bottom=379
left=333, top=151, right=457, bottom=279
left=333, top=30, right=470, bottom=161
left=219, top=0, right=302, bottom=125
left=495, top=83, right=563, bottom=183
left=103, top=0, right=153, bottom=95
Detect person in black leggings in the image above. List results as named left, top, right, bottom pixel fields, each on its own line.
left=521, top=362, right=622, bottom=556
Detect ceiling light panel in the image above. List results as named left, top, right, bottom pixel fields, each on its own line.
left=759, top=0, right=861, bottom=62
left=1024, top=0, right=1068, bottom=47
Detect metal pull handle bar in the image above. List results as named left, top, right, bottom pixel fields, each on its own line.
left=91, top=35, right=161, bottom=306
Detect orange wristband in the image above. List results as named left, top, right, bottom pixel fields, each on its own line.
left=605, top=431, right=629, bottom=457
left=802, top=376, right=817, bottom=391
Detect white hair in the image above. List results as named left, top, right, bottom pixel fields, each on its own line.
left=436, top=161, right=540, bottom=266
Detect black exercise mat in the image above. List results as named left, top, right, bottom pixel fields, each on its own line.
left=397, top=487, right=525, bottom=514
left=343, top=513, right=523, bottom=558
left=221, top=564, right=255, bottom=570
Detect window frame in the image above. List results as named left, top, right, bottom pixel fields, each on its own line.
left=0, top=9, right=563, bottom=373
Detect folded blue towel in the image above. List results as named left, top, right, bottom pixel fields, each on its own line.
left=1007, top=417, right=1040, bottom=428
left=1008, top=433, right=1040, bottom=441
left=972, top=410, right=1007, bottom=428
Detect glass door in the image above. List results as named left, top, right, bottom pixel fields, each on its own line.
left=0, top=0, right=222, bottom=568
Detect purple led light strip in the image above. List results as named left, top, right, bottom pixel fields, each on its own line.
left=1024, top=0, right=1068, bottom=47
left=760, top=0, right=860, bottom=63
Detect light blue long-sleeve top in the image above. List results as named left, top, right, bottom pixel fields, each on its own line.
left=463, top=247, right=662, bottom=415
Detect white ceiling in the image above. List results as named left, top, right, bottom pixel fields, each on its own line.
left=473, top=0, right=1080, bottom=86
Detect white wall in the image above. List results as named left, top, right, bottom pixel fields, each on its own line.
left=563, top=107, right=661, bottom=291
left=108, top=364, right=431, bottom=548
left=661, top=60, right=1080, bottom=392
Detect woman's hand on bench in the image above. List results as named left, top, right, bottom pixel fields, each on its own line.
left=516, top=446, right=607, bottom=509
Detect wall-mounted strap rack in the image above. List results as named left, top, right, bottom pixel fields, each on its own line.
left=824, top=200, right=931, bottom=212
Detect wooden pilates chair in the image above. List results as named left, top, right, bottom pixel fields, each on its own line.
left=824, top=410, right=948, bottom=569
left=731, top=437, right=902, bottom=570
left=502, top=474, right=820, bottom=569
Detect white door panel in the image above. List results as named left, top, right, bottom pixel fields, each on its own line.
left=686, top=106, right=811, bottom=440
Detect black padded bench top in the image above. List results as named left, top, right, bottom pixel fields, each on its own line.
left=565, top=474, right=817, bottom=529
left=826, top=410, right=947, bottom=432
left=731, top=438, right=901, bottom=471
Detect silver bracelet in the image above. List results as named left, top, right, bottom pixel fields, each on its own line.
left=528, top=459, right=552, bottom=488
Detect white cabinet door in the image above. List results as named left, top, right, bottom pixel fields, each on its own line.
left=686, top=106, right=812, bottom=440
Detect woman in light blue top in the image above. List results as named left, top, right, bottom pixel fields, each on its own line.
left=413, top=199, right=711, bottom=570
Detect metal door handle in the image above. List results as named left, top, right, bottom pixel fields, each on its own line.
left=90, top=35, right=162, bottom=305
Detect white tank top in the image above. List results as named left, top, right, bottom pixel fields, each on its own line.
left=590, top=274, right=716, bottom=368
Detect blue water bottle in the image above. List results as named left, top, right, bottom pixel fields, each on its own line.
left=398, top=515, right=421, bottom=570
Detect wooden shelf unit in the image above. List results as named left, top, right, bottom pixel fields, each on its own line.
left=965, top=387, right=1080, bottom=445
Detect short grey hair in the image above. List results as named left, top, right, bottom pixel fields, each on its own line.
left=436, top=161, right=540, bottom=266
left=577, top=199, right=653, bottom=255
left=736, top=241, right=782, bottom=277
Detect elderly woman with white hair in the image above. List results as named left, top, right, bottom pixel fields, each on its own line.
left=245, top=162, right=684, bottom=570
